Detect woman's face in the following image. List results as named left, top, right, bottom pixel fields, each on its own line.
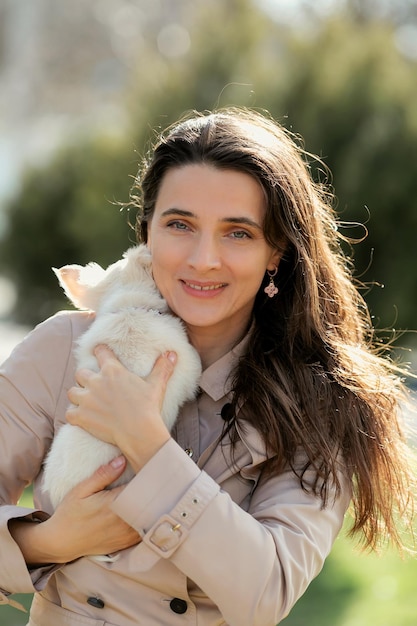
left=147, top=164, right=282, bottom=345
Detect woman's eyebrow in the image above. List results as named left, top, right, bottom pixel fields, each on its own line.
left=160, top=208, right=195, bottom=218
left=160, top=208, right=262, bottom=230
left=222, top=216, right=263, bottom=230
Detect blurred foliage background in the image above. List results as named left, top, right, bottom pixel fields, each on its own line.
left=1, top=0, right=417, bottom=624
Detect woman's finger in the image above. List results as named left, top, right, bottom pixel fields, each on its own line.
left=67, top=382, right=87, bottom=406
left=94, top=344, right=118, bottom=368
left=151, top=351, right=177, bottom=378
left=147, top=351, right=177, bottom=394
left=74, top=367, right=95, bottom=387
left=70, top=456, right=127, bottom=499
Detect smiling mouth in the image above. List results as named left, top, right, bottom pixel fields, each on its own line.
left=183, top=281, right=227, bottom=291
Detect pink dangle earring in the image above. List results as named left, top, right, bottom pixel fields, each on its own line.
left=264, top=267, right=278, bottom=298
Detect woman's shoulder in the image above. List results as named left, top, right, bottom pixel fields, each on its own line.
left=1, top=310, right=94, bottom=377
left=42, top=310, right=95, bottom=335
left=0, top=311, right=96, bottom=435
left=35, top=309, right=95, bottom=340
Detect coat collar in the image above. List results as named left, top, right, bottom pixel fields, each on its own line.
left=197, top=331, right=251, bottom=402
left=195, top=328, right=277, bottom=481
left=197, top=419, right=274, bottom=483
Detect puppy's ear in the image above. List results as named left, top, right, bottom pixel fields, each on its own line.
left=53, top=263, right=105, bottom=310
left=122, top=244, right=153, bottom=283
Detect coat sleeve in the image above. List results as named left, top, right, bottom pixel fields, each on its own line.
left=112, top=438, right=351, bottom=626
left=0, top=312, right=80, bottom=603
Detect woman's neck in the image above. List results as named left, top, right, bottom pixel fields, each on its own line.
left=186, top=323, right=250, bottom=369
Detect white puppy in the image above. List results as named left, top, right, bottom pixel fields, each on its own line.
left=42, top=244, right=202, bottom=514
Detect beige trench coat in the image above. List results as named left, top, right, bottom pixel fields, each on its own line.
left=0, top=311, right=350, bottom=626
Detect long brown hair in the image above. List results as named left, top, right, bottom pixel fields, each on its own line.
left=132, top=107, right=415, bottom=550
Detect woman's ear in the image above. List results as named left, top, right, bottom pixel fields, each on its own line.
left=267, top=249, right=283, bottom=273
left=146, top=230, right=152, bottom=253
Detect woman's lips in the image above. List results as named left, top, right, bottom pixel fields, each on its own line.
left=181, top=280, right=227, bottom=295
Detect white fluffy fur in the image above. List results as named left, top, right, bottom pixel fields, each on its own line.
left=42, top=244, right=202, bottom=512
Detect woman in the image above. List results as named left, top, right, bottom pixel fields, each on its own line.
left=0, top=108, right=414, bottom=626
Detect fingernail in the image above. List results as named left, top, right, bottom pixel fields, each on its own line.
left=110, top=456, right=125, bottom=469
left=167, top=351, right=177, bottom=364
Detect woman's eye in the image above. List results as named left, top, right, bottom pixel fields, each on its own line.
left=167, top=220, right=189, bottom=230
left=230, top=230, right=251, bottom=240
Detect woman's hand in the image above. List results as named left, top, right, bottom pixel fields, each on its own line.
left=10, top=348, right=177, bottom=567
left=66, top=346, right=176, bottom=472
left=10, top=456, right=141, bottom=565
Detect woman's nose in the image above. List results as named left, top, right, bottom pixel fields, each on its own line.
left=187, top=235, right=221, bottom=271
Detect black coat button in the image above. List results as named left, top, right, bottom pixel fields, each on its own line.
left=87, top=596, right=105, bottom=609
left=169, top=597, right=188, bottom=614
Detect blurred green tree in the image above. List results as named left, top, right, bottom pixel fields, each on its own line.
left=263, top=15, right=417, bottom=333
left=0, top=134, right=138, bottom=323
